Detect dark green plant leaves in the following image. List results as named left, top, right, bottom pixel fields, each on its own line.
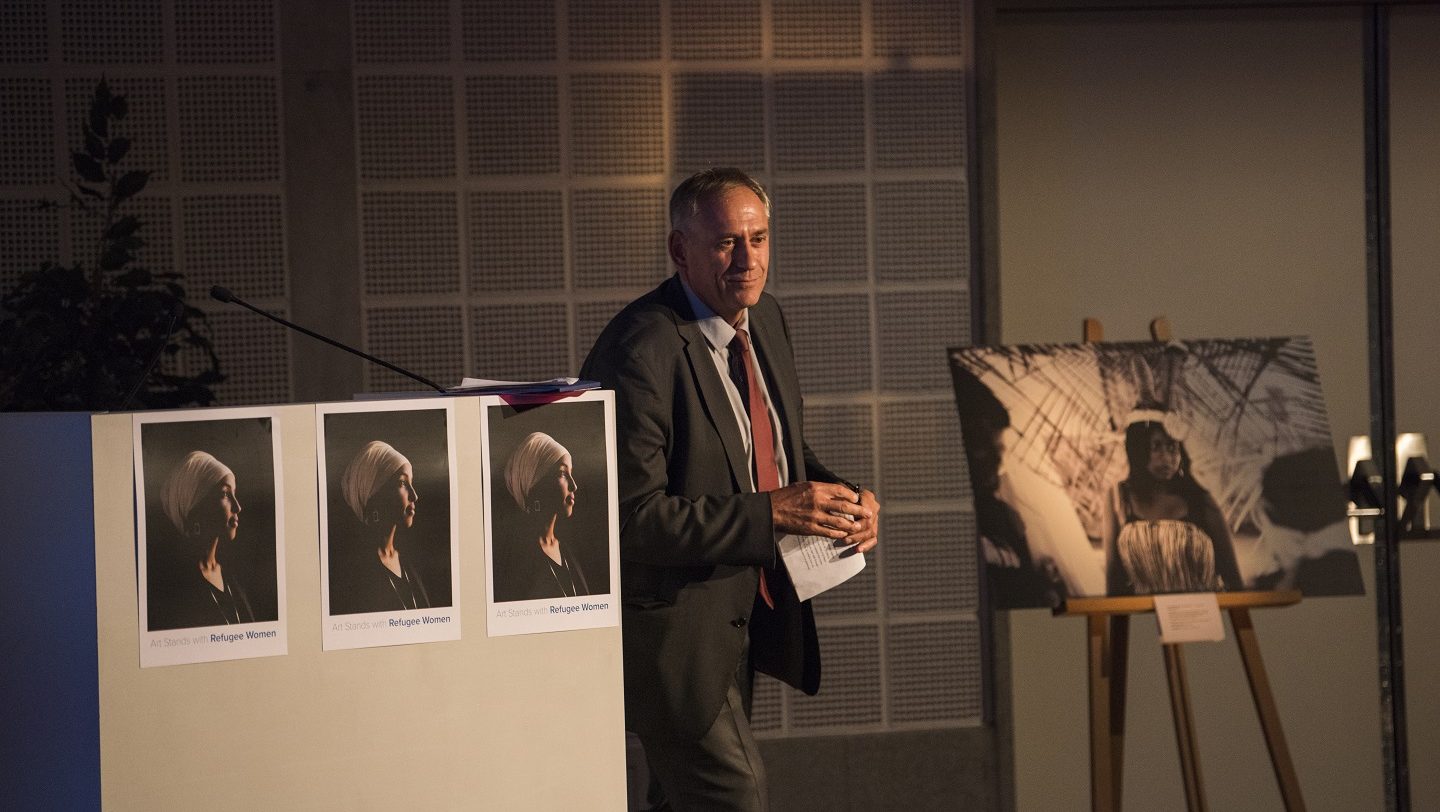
left=105, top=216, right=141, bottom=240
left=1, top=79, right=223, bottom=411
left=107, top=137, right=130, bottom=164
left=73, top=152, right=106, bottom=183
left=113, top=170, right=149, bottom=202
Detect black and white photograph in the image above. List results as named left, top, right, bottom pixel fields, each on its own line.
left=950, top=337, right=1365, bottom=610
left=133, top=409, right=286, bottom=667
left=481, top=391, right=619, bottom=636
left=317, top=400, right=459, bottom=651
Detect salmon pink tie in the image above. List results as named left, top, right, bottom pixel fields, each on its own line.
left=731, top=328, right=778, bottom=609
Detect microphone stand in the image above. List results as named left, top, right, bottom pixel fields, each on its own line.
left=209, top=286, right=446, bottom=394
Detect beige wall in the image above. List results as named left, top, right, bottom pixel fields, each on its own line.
left=995, top=6, right=1440, bottom=809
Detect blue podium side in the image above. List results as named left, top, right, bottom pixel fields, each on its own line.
left=0, top=413, right=100, bottom=808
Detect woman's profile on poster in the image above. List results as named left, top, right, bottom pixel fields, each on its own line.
left=492, top=431, right=593, bottom=602
left=328, top=440, right=432, bottom=615
left=148, top=450, right=255, bottom=630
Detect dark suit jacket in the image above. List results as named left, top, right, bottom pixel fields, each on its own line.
left=580, top=275, right=839, bottom=740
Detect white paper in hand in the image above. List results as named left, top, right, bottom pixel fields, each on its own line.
left=777, top=534, right=866, bottom=602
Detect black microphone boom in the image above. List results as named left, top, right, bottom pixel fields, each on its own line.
left=209, top=286, right=445, bottom=393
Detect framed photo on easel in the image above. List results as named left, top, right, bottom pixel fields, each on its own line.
left=950, top=335, right=1365, bottom=610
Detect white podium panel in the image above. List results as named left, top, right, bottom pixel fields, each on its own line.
left=82, top=400, right=625, bottom=810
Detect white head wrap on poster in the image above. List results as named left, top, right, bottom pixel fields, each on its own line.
left=504, top=432, right=568, bottom=511
left=1126, top=408, right=1190, bottom=444
left=341, top=440, right=410, bottom=521
left=160, top=450, right=234, bottom=533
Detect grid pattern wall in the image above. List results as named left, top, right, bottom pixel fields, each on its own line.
left=352, top=0, right=978, bottom=735
left=0, top=1, right=290, bottom=405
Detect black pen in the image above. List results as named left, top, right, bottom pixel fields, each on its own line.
left=841, top=480, right=863, bottom=504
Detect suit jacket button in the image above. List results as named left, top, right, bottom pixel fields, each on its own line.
left=731, top=617, right=747, bottom=628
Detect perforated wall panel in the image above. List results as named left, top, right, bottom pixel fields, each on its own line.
left=181, top=195, right=286, bottom=299
left=354, top=0, right=450, bottom=63
left=569, top=0, right=661, bottom=60
left=878, top=290, right=968, bottom=390
left=0, top=200, right=60, bottom=290
left=1, top=78, right=53, bottom=185
left=776, top=293, right=873, bottom=395
left=1, top=1, right=49, bottom=64
left=773, top=0, right=862, bottom=59
left=470, top=303, right=571, bottom=381
left=60, top=0, right=163, bottom=64
left=357, top=75, right=456, bottom=180
left=179, top=77, right=282, bottom=182
left=572, top=188, right=668, bottom=289
left=469, top=190, right=565, bottom=293
left=874, top=0, right=965, bottom=57
left=885, top=511, right=978, bottom=613
left=888, top=620, right=983, bottom=724
left=176, top=0, right=276, bottom=64
left=875, top=180, right=969, bottom=284
left=804, top=402, right=876, bottom=487
left=673, top=74, right=766, bottom=174
left=570, top=75, right=664, bottom=175
left=466, top=76, right=560, bottom=175
left=670, top=0, right=761, bottom=60
left=461, top=0, right=556, bottom=61
left=65, top=77, right=170, bottom=182
left=875, top=71, right=967, bottom=169
left=880, top=400, right=969, bottom=502
left=193, top=308, right=293, bottom=406
left=361, top=192, right=460, bottom=296
left=772, top=183, right=868, bottom=287
left=750, top=674, right=784, bottom=734
left=364, top=305, right=465, bottom=392
left=774, top=74, right=865, bottom=171
left=789, top=626, right=883, bottom=729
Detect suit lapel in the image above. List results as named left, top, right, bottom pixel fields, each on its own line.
left=748, top=299, right=805, bottom=483
left=662, top=277, right=754, bottom=493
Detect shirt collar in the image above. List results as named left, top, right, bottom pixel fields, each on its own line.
left=678, top=274, right=747, bottom=350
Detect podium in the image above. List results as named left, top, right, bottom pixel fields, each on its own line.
left=2, top=402, right=626, bottom=810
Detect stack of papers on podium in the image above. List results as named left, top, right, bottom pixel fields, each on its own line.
left=447, top=377, right=599, bottom=395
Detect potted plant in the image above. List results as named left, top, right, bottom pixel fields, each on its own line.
left=0, top=79, right=223, bottom=411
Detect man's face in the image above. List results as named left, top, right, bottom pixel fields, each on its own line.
left=669, top=186, right=770, bottom=326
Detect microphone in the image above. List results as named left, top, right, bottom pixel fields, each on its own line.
left=117, top=298, right=184, bottom=411
left=209, top=286, right=446, bottom=393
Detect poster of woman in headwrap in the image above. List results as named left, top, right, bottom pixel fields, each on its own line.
left=949, top=336, right=1364, bottom=610
left=481, top=390, right=619, bottom=637
left=317, top=400, right=458, bottom=651
left=134, top=408, right=286, bottom=667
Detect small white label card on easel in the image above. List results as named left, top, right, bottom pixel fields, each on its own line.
left=1153, top=593, right=1225, bottom=643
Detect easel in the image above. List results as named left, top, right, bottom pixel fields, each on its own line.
left=1064, top=317, right=1307, bottom=812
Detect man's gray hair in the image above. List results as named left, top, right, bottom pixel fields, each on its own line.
left=668, top=167, right=771, bottom=230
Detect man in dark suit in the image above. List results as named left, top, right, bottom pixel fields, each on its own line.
left=581, top=168, right=880, bottom=810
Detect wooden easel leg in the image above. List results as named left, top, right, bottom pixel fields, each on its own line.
left=1088, top=614, right=1129, bottom=812
left=1162, top=643, right=1206, bottom=812
left=1088, top=614, right=1111, bottom=811
left=1109, top=615, right=1129, bottom=807
left=1088, top=615, right=1115, bottom=812
left=1230, top=608, right=1307, bottom=811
